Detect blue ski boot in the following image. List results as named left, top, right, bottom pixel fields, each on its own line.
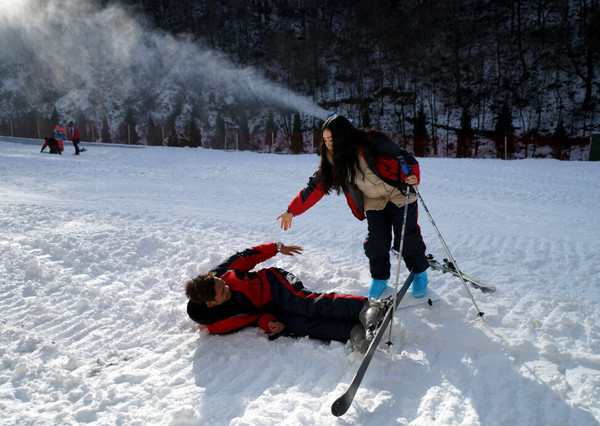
left=412, top=270, right=428, bottom=298
left=368, top=278, right=388, bottom=299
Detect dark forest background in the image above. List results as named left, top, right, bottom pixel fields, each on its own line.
left=1, top=0, right=598, bottom=158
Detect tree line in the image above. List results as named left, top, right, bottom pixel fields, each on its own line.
left=1, top=0, right=597, bottom=159
left=126, top=0, right=599, bottom=137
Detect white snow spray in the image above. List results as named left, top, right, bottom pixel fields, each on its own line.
left=0, top=0, right=329, bottom=120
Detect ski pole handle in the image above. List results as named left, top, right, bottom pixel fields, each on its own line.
left=399, top=159, right=411, bottom=176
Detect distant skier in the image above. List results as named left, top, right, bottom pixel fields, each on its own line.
left=40, top=137, right=62, bottom=155
left=185, top=242, right=383, bottom=352
left=67, top=121, right=85, bottom=155
left=53, top=121, right=66, bottom=152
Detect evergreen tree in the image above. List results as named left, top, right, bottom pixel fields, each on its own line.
left=552, top=118, right=568, bottom=160
left=237, top=109, right=250, bottom=151
left=290, top=113, right=303, bottom=154
left=214, top=112, right=225, bottom=149
left=361, top=107, right=371, bottom=129
left=51, top=108, right=59, bottom=127
left=18, top=108, right=39, bottom=139
left=265, top=113, right=276, bottom=153
left=166, top=103, right=182, bottom=147
left=146, top=114, right=162, bottom=146
left=187, top=105, right=201, bottom=147
left=120, top=107, right=140, bottom=144
left=188, top=118, right=201, bottom=148
left=456, top=107, right=473, bottom=158
left=494, top=102, right=515, bottom=159
left=413, top=105, right=428, bottom=157
left=494, top=102, right=514, bottom=134
left=74, top=110, right=87, bottom=141
left=101, top=116, right=112, bottom=143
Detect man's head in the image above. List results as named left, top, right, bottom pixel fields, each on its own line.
left=185, top=273, right=231, bottom=307
left=68, top=121, right=73, bottom=127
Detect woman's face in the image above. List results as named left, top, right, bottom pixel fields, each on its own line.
left=323, top=129, right=333, bottom=154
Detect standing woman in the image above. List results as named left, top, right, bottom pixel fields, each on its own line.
left=277, top=115, right=428, bottom=299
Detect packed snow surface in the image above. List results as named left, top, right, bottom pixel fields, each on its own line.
left=1, top=138, right=599, bottom=425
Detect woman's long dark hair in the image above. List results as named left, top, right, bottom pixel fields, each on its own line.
left=318, top=115, right=367, bottom=194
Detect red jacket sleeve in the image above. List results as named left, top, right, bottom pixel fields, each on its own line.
left=256, top=313, right=278, bottom=333
left=204, top=312, right=277, bottom=334
left=287, top=172, right=326, bottom=216
left=212, top=243, right=278, bottom=275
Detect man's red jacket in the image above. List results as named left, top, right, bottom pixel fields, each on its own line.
left=186, top=243, right=365, bottom=337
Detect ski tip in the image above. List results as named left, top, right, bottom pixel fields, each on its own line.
left=477, top=311, right=485, bottom=317
left=331, top=398, right=350, bottom=417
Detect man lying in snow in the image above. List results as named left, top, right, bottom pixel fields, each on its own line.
left=185, top=242, right=383, bottom=352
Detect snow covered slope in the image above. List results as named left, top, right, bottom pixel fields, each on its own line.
left=1, top=139, right=598, bottom=425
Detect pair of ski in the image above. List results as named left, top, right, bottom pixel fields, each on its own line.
left=426, top=254, right=496, bottom=294
left=331, top=257, right=495, bottom=417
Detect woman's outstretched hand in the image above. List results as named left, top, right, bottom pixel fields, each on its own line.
left=276, top=211, right=294, bottom=230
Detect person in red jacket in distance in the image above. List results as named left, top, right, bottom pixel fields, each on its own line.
left=67, top=121, right=83, bottom=155
left=185, top=242, right=383, bottom=353
left=40, top=137, right=62, bottom=154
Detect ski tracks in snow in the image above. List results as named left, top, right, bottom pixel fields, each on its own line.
left=1, top=142, right=599, bottom=424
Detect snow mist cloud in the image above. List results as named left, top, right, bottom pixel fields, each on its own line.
left=0, top=0, right=328, bottom=121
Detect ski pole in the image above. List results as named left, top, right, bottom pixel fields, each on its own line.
left=386, top=185, right=412, bottom=346
left=411, top=184, right=484, bottom=317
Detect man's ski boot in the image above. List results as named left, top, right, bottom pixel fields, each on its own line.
left=350, top=324, right=368, bottom=353
left=353, top=299, right=387, bottom=353
left=366, top=294, right=398, bottom=341
left=358, top=299, right=389, bottom=343
left=359, top=299, right=384, bottom=330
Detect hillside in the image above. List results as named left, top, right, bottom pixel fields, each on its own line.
left=0, top=0, right=598, bottom=151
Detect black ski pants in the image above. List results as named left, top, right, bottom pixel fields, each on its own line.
left=72, top=138, right=80, bottom=154
left=266, top=268, right=366, bottom=342
left=364, top=201, right=428, bottom=280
